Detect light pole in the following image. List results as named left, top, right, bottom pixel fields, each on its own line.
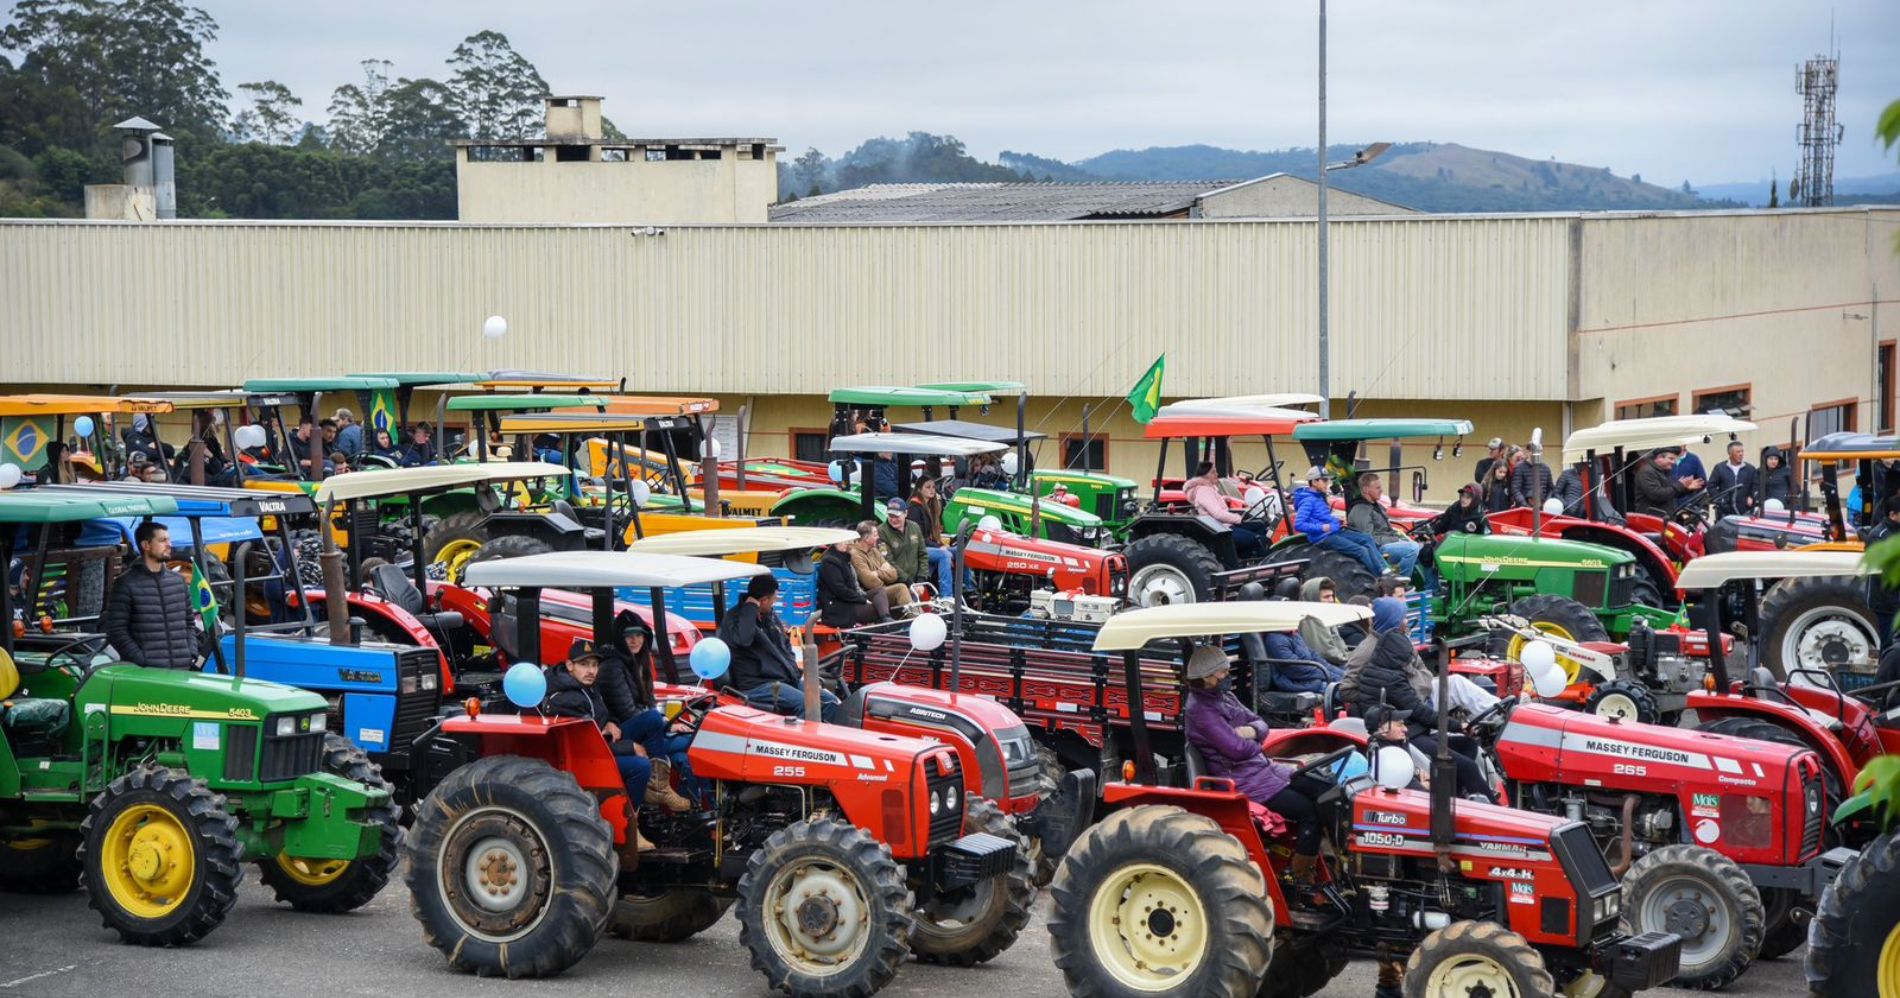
left=1315, top=0, right=1390, bottom=418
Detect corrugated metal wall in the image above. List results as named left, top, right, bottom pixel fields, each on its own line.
left=0, top=216, right=1570, bottom=399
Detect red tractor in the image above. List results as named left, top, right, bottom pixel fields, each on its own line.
left=405, top=550, right=1038, bottom=994
left=1043, top=602, right=1682, bottom=998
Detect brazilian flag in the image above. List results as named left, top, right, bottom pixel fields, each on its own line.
left=368, top=388, right=398, bottom=434
left=1126, top=355, right=1166, bottom=425
left=188, top=563, right=219, bottom=631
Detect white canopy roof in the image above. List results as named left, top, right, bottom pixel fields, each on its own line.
left=1092, top=600, right=1373, bottom=651
left=627, top=526, right=857, bottom=556
left=462, top=550, right=769, bottom=589
left=1160, top=393, right=1325, bottom=415
left=1673, top=549, right=1870, bottom=589
left=826, top=432, right=1007, bottom=457
left=313, top=462, right=571, bottom=502
left=1563, top=415, right=1758, bottom=461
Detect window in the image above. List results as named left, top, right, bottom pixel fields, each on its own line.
left=1614, top=395, right=1677, bottom=420
left=1061, top=433, right=1107, bottom=471
left=1809, top=399, right=1858, bottom=439
left=1691, top=385, right=1752, bottom=418
left=790, top=428, right=829, bottom=464
left=1880, top=342, right=1895, bottom=433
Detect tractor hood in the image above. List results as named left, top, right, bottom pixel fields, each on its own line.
left=1494, top=702, right=1812, bottom=790
left=1436, top=532, right=1636, bottom=569
left=688, top=704, right=960, bottom=785
left=80, top=663, right=328, bottom=721
left=953, top=488, right=1104, bottom=527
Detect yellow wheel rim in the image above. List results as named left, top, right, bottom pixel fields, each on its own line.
left=275, top=852, right=350, bottom=887
left=437, top=539, right=483, bottom=583
left=1086, top=863, right=1209, bottom=991
left=1425, top=952, right=1523, bottom=998
left=1879, top=918, right=1900, bottom=997
left=1509, top=623, right=1580, bottom=683
left=98, top=803, right=196, bottom=919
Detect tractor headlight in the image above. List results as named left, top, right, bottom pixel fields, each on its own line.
left=944, top=784, right=959, bottom=812
left=928, top=789, right=942, bottom=816
left=1594, top=892, right=1620, bottom=923
left=419, top=671, right=439, bottom=692
left=274, top=715, right=297, bottom=737
left=309, top=712, right=327, bottom=733
left=400, top=674, right=419, bottom=694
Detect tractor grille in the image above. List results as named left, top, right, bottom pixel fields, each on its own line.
left=927, top=770, right=964, bottom=848
left=1573, top=572, right=1608, bottom=608
left=223, top=724, right=259, bottom=782
left=1607, top=574, right=1637, bottom=609
left=1800, top=768, right=1827, bottom=858
left=391, top=648, right=444, bottom=759
left=261, top=730, right=326, bottom=783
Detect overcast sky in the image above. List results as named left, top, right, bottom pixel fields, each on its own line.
left=188, top=0, right=1900, bottom=184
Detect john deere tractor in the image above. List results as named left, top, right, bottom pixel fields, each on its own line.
left=0, top=492, right=397, bottom=946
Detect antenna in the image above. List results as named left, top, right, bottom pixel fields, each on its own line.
left=1791, top=44, right=1843, bottom=207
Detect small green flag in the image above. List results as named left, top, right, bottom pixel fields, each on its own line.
left=189, top=562, right=219, bottom=632
left=1126, top=355, right=1166, bottom=425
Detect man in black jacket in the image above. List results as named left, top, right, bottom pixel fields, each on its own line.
left=1708, top=441, right=1760, bottom=517
left=102, top=522, right=200, bottom=669
left=720, top=575, right=839, bottom=721
left=1632, top=450, right=1703, bottom=519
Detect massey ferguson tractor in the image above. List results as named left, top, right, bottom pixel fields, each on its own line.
left=1044, top=602, right=1682, bottom=998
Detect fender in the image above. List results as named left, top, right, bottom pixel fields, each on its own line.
left=1263, top=726, right=1366, bottom=757
left=770, top=488, right=862, bottom=524
left=440, top=713, right=631, bottom=844
left=1098, top=781, right=1290, bottom=923
left=1684, top=691, right=1865, bottom=788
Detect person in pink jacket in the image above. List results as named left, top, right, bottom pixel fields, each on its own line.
left=1183, top=461, right=1265, bottom=557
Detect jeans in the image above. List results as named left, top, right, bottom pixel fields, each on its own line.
left=743, top=681, right=841, bottom=723
left=625, top=708, right=701, bottom=803
left=1380, top=540, right=1421, bottom=578
left=1230, top=521, right=1266, bottom=559
left=613, top=752, right=652, bottom=805
left=1317, top=530, right=1389, bottom=576
left=1409, top=734, right=1494, bottom=801
left=926, top=546, right=965, bottom=597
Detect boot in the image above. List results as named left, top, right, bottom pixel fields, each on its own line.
left=1374, top=956, right=1405, bottom=998
left=617, top=826, right=653, bottom=871
left=646, top=760, right=694, bottom=812
left=1288, top=852, right=1324, bottom=906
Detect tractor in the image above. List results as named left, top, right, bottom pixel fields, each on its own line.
left=405, top=550, right=1036, bottom=995
left=0, top=491, right=397, bottom=944
left=1805, top=755, right=1900, bottom=996
left=1043, top=601, right=1682, bottom=998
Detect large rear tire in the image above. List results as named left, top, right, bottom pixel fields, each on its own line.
left=1805, top=830, right=1900, bottom=996
left=1047, top=805, right=1274, bottom=998
left=257, top=733, right=402, bottom=913
left=1619, top=844, right=1763, bottom=990
left=1028, top=743, right=1066, bottom=887
left=1753, top=887, right=1807, bottom=962
left=911, top=796, right=1036, bottom=967
left=1124, top=534, right=1223, bottom=607
left=735, top=816, right=913, bottom=997
left=1502, top=595, right=1610, bottom=681
left=405, top=755, right=616, bottom=978
left=1258, top=938, right=1348, bottom=998
left=1281, top=543, right=1380, bottom=602
left=422, top=512, right=490, bottom=583
left=606, top=889, right=732, bottom=943
left=470, top=534, right=555, bottom=567
left=78, top=766, right=245, bottom=946
left=1402, top=920, right=1555, bottom=998
left=1760, top=575, right=1879, bottom=681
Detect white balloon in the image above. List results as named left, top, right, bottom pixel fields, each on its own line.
left=700, top=437, right=722, bottom=459
left=482, top=315, right=509, bottom=339
left=235, top=424, right=265, bottom=450
left=1763, top=498, right=1785, bottom=513
left=909, top=613, right=948, bottom=652
left=1000, top=452, right=1020, bottom=477
left=0, top=464, right=20, bottom=489
left=828, top=460, right=848, bottom=485
left=977, top=515, right=1004, bottom=532
left=627, top=478, right=651, bottom=508
left=1243, top=484, right=1268, bottom=510
left=1530, top=661, right=1569, bottom=698
left=1373, top=745, right=1415, bottom=791
left=1519, top=639, right=1557, bottom=677
left=1542, top=497, right=1565, bottom=516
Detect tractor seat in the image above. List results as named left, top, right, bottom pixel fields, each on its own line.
left=1, top=698, right=71, bottom=740
left=368, top=564, right=465, bottom=632
left=1183, top=742, right=1207, bottom=783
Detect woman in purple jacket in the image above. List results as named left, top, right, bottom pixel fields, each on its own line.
left=1182, top=645, right=1322, bottom=887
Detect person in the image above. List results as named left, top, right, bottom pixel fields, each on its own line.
left=1867, top=498, right=1900, bottom=652
left=1552, top=461, right=1623, bottom=522
left=1481, top=459, right=1513, bottom=513
left=333, top=408, right=363, bottom=458
left=1473, top=437, right=1506, bottom=485
left=908, top=478, right=956, bottom=595
left=544, top=639, right=655, bottom=853
left=1633, top=449, right=1703, bottom=519
left=1348, top=473, right=1422, bottom=581
left=595, top=612, right=696, bottom=811
left=818, top=537, right=889, bottom=625
left=102, top=522, right=201, bottom=670
left=121, top=413, right=161, bottom=461
left=122, top=451, right=153, bottom=482
left=1294, top=466, right=1387, bottom=577
left=367, top=428, right=402, bottom=464
left=1508, top=447, right=1555, bottom=509
left=849, top=521, right=912, bottom=614
left=877, top=498, right=930, bottom=588
left=1427, top=483, right=1492, bottom=537
left=1709, top=441, right=1759, bottom=517
left=327, top=451, right=352, bottom=475
left=1760, top=449, right=1794, bottom=509
left=1337, top=595, right=1374, bottom=648
left=1298, top=577, right=1352, bottom=666
left=1181, top=645, right=1324, bottom=896
left=722, top=574, right=842, bottom=721
left=871, top=451, right=900, bottom=501
left=1376, top=574, right=1411, bottom=600
left=1673, top=447, right=1708, bottom=488
left=1263, top=623, right=1344, bottom=694
left=970, top=454, right=1008, bottom=490
left=1187, top=461, right=1265, bottom=558
left=1338, top=599, right=1495, bottom=801
left=400, top=423, right=437, bottom=467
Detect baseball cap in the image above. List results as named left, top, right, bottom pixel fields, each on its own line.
left=886, top=497, right=908, bottom=514
left=1487, top=437, right=1504, bottom=449
left=567, top=638, right=603, bottom=663
left=1304, top=465, right=1332, bottom=482
left=1364, top=703, right=1413, bottom=731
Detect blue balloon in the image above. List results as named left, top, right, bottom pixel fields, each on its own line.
left=1333, top=750, right=1370, bottom=782
left=503, top=662, right=547, bottom=709
left=73, top=415, right=94, bottom=439
left=689, top=637, right=732, bottom=680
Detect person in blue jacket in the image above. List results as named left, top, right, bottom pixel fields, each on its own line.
left=1293, top=466, right=1388, bottom=576
left=1262, top=626, right=1344, bottom=694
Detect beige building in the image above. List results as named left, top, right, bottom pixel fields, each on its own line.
left=453, top=96, right=781, bottom=224
left=1, top=207, right=1894, bottom=500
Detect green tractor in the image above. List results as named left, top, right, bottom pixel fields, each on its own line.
left=1424, top=529, right=1675, bottom=649
left=0, top=491, right=398, bottom=946
left=1028, top=468, right=1141, bottom=539
left=1806, top=756, right=1900, bottom=996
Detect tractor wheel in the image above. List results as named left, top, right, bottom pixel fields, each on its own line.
left=1582, top=680, right=1660, bottom=724
left=1257, top=939, right=1348, bottom=998
left=606, top=889, right=732, bottom=943
left=1760, top=576, right=1879, bottom=682
left=470, top=534, right=554, bottom=568
left=405, top=755, right=616, bottom=978
left=1402, top=920, right=1555, bottom=998
left=1504, top=595, right=1610, bottom=681
left=1805, top=829, right=1900, bottom=996
left=1292, top=545, right=1381, bottom=603
left=295, top=532, right=327, bottom=589
left=422, top=512, right=490, bottom=583
left=912, top=796, right=1036, bottom=967
left=257, top=734, right=402, bottom=913
left=0, top=833, right=83, bottom=894
left=1626, top=577, right=1666, bottom=610
left=1047, top=805, right=1274, bottom=998
left=736, top=816, right=913, bottom=997
left=1124, top=534, right=1222, bottom=607
left=78, top=765, right=244, bottom=946
left=1028, top=743, right=1067, bottom=887
left=1619, top=844, right=1763, bottom=989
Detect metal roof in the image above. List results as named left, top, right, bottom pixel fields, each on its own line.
left=1094, top=601, right=1373, bottom=650
left=627, top=526, right=857, bottom=556
left=462, top=551, right=768, bottom=589
left=771, top=181, right=1245, bottom=224
left=1673, top=550, right=1869, bottom=588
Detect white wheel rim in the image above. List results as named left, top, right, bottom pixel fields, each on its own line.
left=764, top=860, right=871, bottom=974
left=1085, top=862, right=1209, bottom=992
left=1425, top=954, right=1524, bottom=998
left=1785, top=608, right=1875, bottom=671
left=1594, top=693, right=1640, bottom=720
left=464, top=836, right=530, bottom=911
left=1637, top=876, right=1732, bottom=967
left=1129, top=565, right=1195, bottom=607
left=438, top=805, right=555, bottom=944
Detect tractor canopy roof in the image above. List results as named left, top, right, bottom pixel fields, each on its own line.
left=91, top=514, right=263, bottom=549
left=36, top=481, right=315, bottom=518
left=599, top=396, right=718, bottom=417
left=827, top=432, right=1007, bottom=457
left=891, top=420, right=1046, bottom=445
left=0, top=394, right=174, bottom=416
left=1673, top=549, right=1870, bottom=589
left=627, top=525, right=857, bottom=557
left=1797, top=431, right=1900, bottom=462
left=347, top=371, right=486, bottom=387
left=471, top=370, right=620, bottom=391
left=311, top=461, right=570, bottom=502
left=240, top=376, right=400, bottom=393
left=462, top=550, right=768, bottom=590
left=828, top=385, right=993, bottom=408
left=444, top=393, right=608, bottom=413
left=1143, top=401, right=1320, bottom=439
left=1292, top=418, right=1474, bottom=442
left=914, top=380, right=1027, bottom=396
left=952, top=487, right=1105, bottom=526
left=0, top=491, right=178, bottom=523
left=497, top=412, right=667, bottom=435
left=123, top=390, right=249, bottom=410
left=1563, top=414, right=1758, bottom=461
left=1161, top=393, right=1324, bottom=415
left=1094, top=601, right=1372, bottom=650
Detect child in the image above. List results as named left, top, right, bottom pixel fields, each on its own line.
left=545, top=638, right=654, bottom=852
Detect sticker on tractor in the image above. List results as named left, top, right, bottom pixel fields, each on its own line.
left=1367, top=811, right=1410, bottom=826
left=1693, top=818, right=1721, bottom=844
left=1691, top=792, right=1721, bottom=818
left=357, top=727, right=386, bottom=746
left=1488, top=866, right=1535, bottom=880
left=1510, top=883, right=1536, bottom=904
left=192, top=722, right=220, bottom=751
left=1358, top=832, right=1407, bottom=847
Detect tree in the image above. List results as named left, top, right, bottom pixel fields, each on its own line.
left=325, top=59, right=394, bottom=157
left=792, top=146, right=828, bottom=196
left=446, top=30, right=547, bottom=140
left=232, top=80, right=301, bottom=144
left=1680, top=180, right=1694, bottom=195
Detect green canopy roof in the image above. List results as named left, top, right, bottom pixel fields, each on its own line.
left=241, top=377, right=400, bottom=393
left=444, top=393, right=608, bottom=413
left=915, top=381, right=1027, bottom=396
left=1292, top=418, right=1474, bottom=442
left=347, top=371, right=486, bottom=387
left=828, top=385, right=993, bottom=407
left=0, top=492, right=179, bottom=523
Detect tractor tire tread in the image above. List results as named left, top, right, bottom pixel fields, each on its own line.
left=79, top=765, right=245, bottom=947
left=1401, top=920, right=1554, bottom=998
left=1620, top=843, right=1763, bottom=990
left=735, top=816, right=913, bottom=997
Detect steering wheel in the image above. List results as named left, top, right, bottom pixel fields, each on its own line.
left=1289, top=743, right=1360, bottom=781
left=1462, top=696, right=1516, bottom=739
left=38, top=633, right=110, bottom=675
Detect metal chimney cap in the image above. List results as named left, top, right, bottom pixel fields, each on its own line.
left=113, top=116, right=163, bottom=132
